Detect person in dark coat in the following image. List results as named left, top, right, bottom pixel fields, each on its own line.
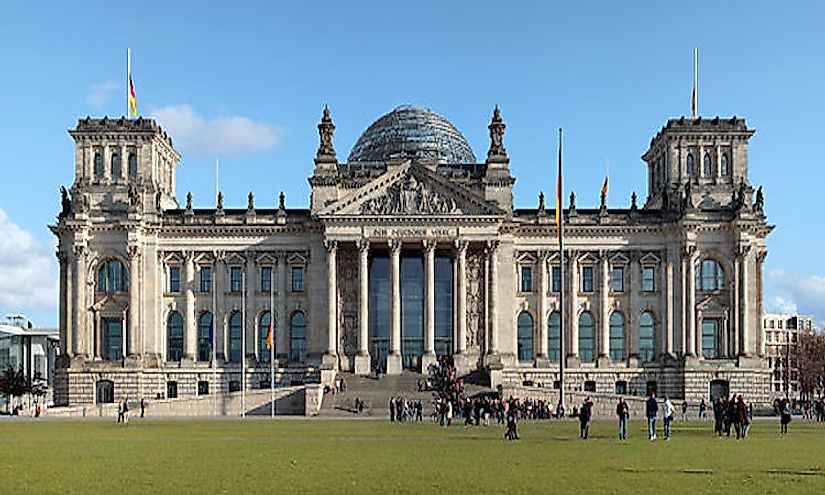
left=389, top=397, right=396, bottom=422
left=645, top=391, right=659, bottom=440
left=780, top=398, right=792, bottom=435
left=504, top=409, right=519, bottom=440
left=579, top=397, right=593, bottom=440
left=713, top=398, right=725, bottom=436
left=616, top=397, right=630, bottom=440
left=735, top=395, right=750, bottom=439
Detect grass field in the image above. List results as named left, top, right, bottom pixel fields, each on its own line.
left=2, top=418, right=824, bottom=494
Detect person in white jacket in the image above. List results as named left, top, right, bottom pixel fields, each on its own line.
left=662, top=396, right=676, bottom=440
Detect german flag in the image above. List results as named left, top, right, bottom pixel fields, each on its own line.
left=128, top=74, right=137, bottom=117
left=266, top=318, right=273, bottom=350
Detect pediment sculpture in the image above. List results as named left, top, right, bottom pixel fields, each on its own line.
left=359, top=174, right=461, bottom=215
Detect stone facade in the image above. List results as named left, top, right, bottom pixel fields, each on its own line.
left=51, top=108, right=773, bottom=410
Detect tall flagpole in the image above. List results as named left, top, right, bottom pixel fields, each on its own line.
left=558, top=128, right=566, bottom=413
left=215, top=159, right=220, bottom=203
left=241, top=270, right=247, bottom=418
left=692, top=47, right=699, bottom=118
left=270, top=270, right=275, bottom=418
left=126, top=48, right=131, bottom=119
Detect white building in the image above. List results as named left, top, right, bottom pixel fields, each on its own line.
left=763, top=313, right=816, bottom=400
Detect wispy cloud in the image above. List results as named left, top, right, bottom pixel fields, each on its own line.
left=767, top=269, right=825, bottom=322
left=0, top=209, right=57, bottom=312
left=149, top=105, right=281, bottom=155
left=86, top=80, right=119, bottom=108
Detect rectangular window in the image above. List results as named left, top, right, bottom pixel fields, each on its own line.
left=769, top=321, right=774, bottom=329
left=197, top=381, right=209, bottom=396
left=701, top=319, right=719, bottom=359
left=778, top=321, right=783, bottom=329
left=103, top=319, right=123, bottom=361
left=200, top=266, right=212, bottom=293
left=230, top=267, right=243, bottom=292
left=520, top=266, right=533, bottom=293
left=642, top=266, right=655, bottom=292
left=291, top=266, right=304, bottom=292
left=261, top=267, right=272, bottom=292
left=169, top=266, right=181, bottom=293
left=581, top=266, right=594, bottom=292
left=611, top=267, right=624, bottom=292
left=551, top=266, right=561, bottom=292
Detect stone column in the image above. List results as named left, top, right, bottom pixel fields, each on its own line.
left=739, top=246, right=751, bottom=357
left=421, top=240, right=437, bottom=372
left=598, top=253, right=610, bottom=364
left=487, top=241, right=499, bottom=358
left=128, top=245, right=142, bottom=358
left=245, top=253, right=256, bottom=361
left=182, top=251, right=196, bottom=361
left=61, top=252, right=74, bottom=358
left=354, top=240, right=371, bottom=375
left=756, top=250, right=767, bottom=357
left=537, top=251, right=549, bottom=361
left=72, top=245, right=87, bottom=359
left=324, top=240, right=338, bottom=366
left=733, top=255, right=741, bottom=357
left=685, top=248, right=697, bottom=358
left=456, top=240, right=468, bottom=355
left=568, top=252, right=579, bottom=363
left=276, top=254, right=288, bottom=361
left=215, top=253, right=227, bottom=361
left=94, top=311, right=102, bottom=359
left=386, top=240, right=402, bottom=375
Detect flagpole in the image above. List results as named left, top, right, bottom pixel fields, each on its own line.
left=558, top=127, right=566, bottom=414
left=215, top=159, right=220, bottom=203
left=126, top=48, right=131, bottom=119
left=694, top=47, right=699, bottom=118
left=270, top=269, right=275, bottom=418
left=241, top=270, right=247, bottom=418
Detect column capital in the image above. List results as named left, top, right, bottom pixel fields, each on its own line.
left=485, top=239, right=500, bottom=255
left=735, top=244, right=752, bottom=260
left=324, top=239, right=338, bottom=253
left=683, top=244, right=699, bottom=262
left=72, top=244, right=87, bottom=260
left=537, top=249, right=552, bottom=262
left=127, top=244, right=141, bottom=260
left=454, top=239, right=469, bottom=254
left=388, top=238, right=402, bottom=254
left=357, top=238, right=370, bottom=252
left=422, top=239, right=437, bottom=253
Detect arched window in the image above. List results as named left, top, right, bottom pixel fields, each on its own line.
left=128, top=153, right=138, bottom=177
left=166, top=312, right=184, bottom=361
left=197, top=312, right=213, bottom=362
left=686, top=154, right=694, bottom=176
left=97, top=259, right=128, bottom=293
left=228, top=311, right=243, bottom=363
left=639, top=311, right=656, bottom=362
left=578, top=312, right=595, bottom=362
left=94, top=152, right=104, bottom=177
left=111, top=153, right=122, bottom=179
left=547, top=311, right=561, bottom=362
left=720, top=153, right=729, bottom=176
left=258, top=311, right=275, bottom=361
left=609, top=312, right=625, bottom=362
left=290, top=311, right=307, bottom=363
left=703, top=153, right=712, bottom=176
left=517, top=311, right=534, bottom=363
left=696, top=259, right=724, bottom=291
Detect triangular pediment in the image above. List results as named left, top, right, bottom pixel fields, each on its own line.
left=319, top=162, right=503, bottom=217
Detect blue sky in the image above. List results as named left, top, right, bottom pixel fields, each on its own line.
left=0, top=1, right=823, bottom=327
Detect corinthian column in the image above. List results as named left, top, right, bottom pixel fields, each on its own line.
left=386, top=240, right=403, bottom=374
left=599, top=253, right=610, bottom=363
left=568, top=252, right=579, bottom=364
left=128, top=245, right=142, bottom=359
left=324, top=240, right=338, bottom=366
left=183, top=251, right=196, bottom=361
left=487, top=241, right=499, bottom=357
left=537, top=251, right=549, bottom=361
left=354, top=239, right=371, bottom=375
left=456, top=240, right=468, bottom=355
left=421, top=239, right=437, bottom=372
left=72, top=245, right=87, bottom=359
left=685, top=247, right=697, bottom=358
left=739, top=246, right=751, bottom=357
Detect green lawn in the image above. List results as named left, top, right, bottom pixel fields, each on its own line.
left=2, top=418, right=823, bottom=494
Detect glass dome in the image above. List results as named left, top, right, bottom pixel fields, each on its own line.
left=347, top=105, right=476, bottom=164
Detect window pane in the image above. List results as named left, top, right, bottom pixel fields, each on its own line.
left=230, top=267, right=243, bottom=292
left=229, top=312, right=243, bottom=362
left=291, top=267, right=304, bottom=292
left=611, top=267, right=624, bottom=292
left=552, top=266, right=561, bottom=292
left=642, top=266, right=655, bottom=292
left=578, top=312, right=594, bottom=362
left=200, top=267, right=212, bottom=293
left=639, top=312, right=656, bottom=362
left=290, top=312, right=307, bottom=362
left=547, top=312, right=561, bottom=362
left=609, top=312, right=624, bottom=361
left=582, top=267, right=593, bottom=292
left=169, top=266, right=181, bottom=293
left=521, top=266, right=533, bottom=293
left=261, top=267, right=272, bottom=292
left=197, top=313, right=213, bottom=362
left=104, top=319, right=123, bottom=361
left=167, top=312, right=184, bottom=361
left=259, top=312, right=274, bottom=361
left=517, top=312, right=533, bottom=362
left=702, top=320, right=718, bottom=359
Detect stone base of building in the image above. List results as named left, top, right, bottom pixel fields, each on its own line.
left=385, top=353, right=402, bottom=375
left=420, top=352, right=437, bottom=374
left=353, top=353, right=371, bottom=375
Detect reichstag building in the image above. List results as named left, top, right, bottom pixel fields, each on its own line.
left=52, top=104, right=773, bottom=407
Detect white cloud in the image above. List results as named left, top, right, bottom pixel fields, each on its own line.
left=768, top=269, right=825, bottom=321
left=149, top=105, right=281, bottom=155
left=0, top=209, right=57, bottom=312
left=766, top=296, right=798, bottom=316
left=86, top=80, right=119, bottom=108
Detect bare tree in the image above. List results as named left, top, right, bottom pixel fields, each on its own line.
left=798, top=331, right=825, bottom=400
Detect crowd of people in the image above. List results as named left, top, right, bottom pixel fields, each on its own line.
left=712, top=394, right=753, bottom=438
left=389, top=396, right=424, bottom=422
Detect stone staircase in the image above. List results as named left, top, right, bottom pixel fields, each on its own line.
left=317, top=371, right=491, bottom=418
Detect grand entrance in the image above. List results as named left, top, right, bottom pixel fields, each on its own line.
left=368, top=248, right=453, bottom=372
